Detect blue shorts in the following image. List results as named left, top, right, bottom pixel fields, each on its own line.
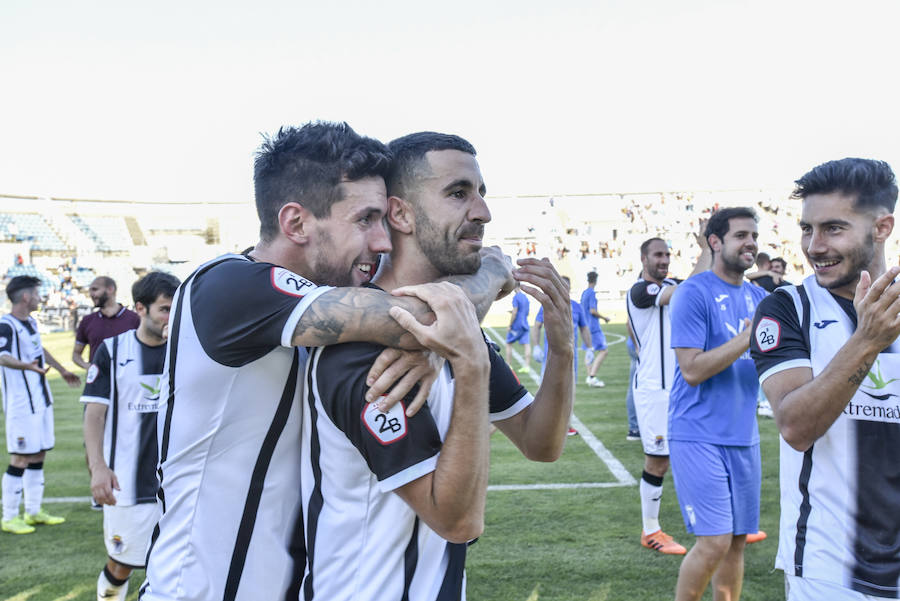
left=589, top=328, right=607, bottom=351
left=506, top=327, right=530, bottom=344
left=669, top=440, right=760, bottom=536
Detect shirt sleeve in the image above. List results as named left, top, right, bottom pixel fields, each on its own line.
left=80, top=342, right=112, bottom=405
left=572, top=301, right=587, bottom=328
left=190, top=259, right=333, bottom=367
left=485, top=337, right=531, bottom=421
left=630, top=280, right=663, bottom=309
left=312, top=342, right=442, bottom=493
left=535, top=306, right=544, bottom=324
left=750, top=290, right=809, bottom=384
left=0, top=323, right=13, bottom=356
left=669, top=281, right=709, bottom=350
left=75, top=316, right=88, bottom=345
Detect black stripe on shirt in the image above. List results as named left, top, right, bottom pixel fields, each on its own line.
left=793, top=446, right=814, bottom=577
left=303, top=349, right=326, bottom=601
left=401, top=518, right=420, bottom=601
left=109, top=337, right=119, bottom=471
left=658, top=308, right=666, bottom=389
left=223, top=348, right=300, bottom=601
left=436, top=542, right=467, bottom=601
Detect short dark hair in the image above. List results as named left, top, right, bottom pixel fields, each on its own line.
left=705, top=207, right=758, bottom=247
left=640, top=237, right=666, bottom=258
left=791, top=158, right=897, bottom=213
left=132, top=271, right=180, bottom=308
left=6, top=276, right=40, bottom=303
left=253, top=121, right=392, bottom=241
left=771, top=257, right=787, bottom=270
left=587, top=271, right=598, bottom=285
left=93, top=276, right=116, bottom=291
left=386, top=132, right=476, bottom=199
left=756, top=252, right=771, bottom=267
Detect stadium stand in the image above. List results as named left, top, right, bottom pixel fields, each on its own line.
left=69, top=215, right=134, bottom=253
left=0, top=212, right=69, bottom=252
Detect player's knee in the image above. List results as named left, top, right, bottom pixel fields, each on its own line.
left=644, top=455, right=669, bottom=476
left=106, top=558, right=133, bottom=581
left=693, top=534, right=733, bottom=559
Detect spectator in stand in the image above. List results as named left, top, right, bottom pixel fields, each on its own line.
left=71, top=277, right=140, bottom=370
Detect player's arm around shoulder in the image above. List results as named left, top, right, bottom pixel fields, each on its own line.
left=495, top=258, right=573, bottom=461
left=755, top=268, right=900, bottom=451
left=389, top=282, right=491, bottom=543
left=291, top=246, right=515, bottom=350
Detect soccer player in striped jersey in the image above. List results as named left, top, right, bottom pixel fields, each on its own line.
left=751, top=158, right=900, bottom=600
left=82, top=271, right=180, bottom=601
left=626, top=232, right=710, bottom=556
left=140, top=123, right=514, bottom=601
left=1, top=276, right=80, bottom=535
left=297, top=132, right=574, bottom=600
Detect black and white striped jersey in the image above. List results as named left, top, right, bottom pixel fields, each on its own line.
left=297, top=336, right=532, bottom=601
left=0, top=314, right=52, bottom=414
left=141, top=254, right=332, bottom=601
left=751, top=276, right=900, bottom=598
left=626, top=278, right=680, bottom=391
left=81, top=330, right=165, bottom=506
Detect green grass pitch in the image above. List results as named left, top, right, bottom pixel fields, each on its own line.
left=0, top=327, right=784, bottom=600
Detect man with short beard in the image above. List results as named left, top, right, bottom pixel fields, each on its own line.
left=667, top=207, right=768, bottom=601
left=750, top=158, right=900, bottom=600
left=297, top=132, right=574, bottom=600
left=73, top=277, right=139, bottom=371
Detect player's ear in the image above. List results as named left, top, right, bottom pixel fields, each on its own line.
left=707, top=234, right=723, bottom=253
left=278, top=202, right=314, bottom=244
left=387, top=195, right=414, bottom=234
left=873, top=212, right=894, bottom=243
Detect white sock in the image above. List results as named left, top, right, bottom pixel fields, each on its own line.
left=640, top=471, right=664, bottom=535
left=2, top=468, right=24, bottom=521
left=23, top=464, right=44, bottom=515
left=97, top=568, right=129, bottom=601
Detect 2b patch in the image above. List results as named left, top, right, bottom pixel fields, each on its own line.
left=361, top=398, right=408, bottom=445
left=755, top=317, right=781, bottom=352
left=270, top=267, right=317, bottom=298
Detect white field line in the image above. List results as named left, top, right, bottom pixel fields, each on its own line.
left=485, top=327, right=636, bottom=487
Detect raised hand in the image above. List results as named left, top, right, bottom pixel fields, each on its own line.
left=513, top=258, right=573, bottom=356
left=853, top=267, right=900, bottom=352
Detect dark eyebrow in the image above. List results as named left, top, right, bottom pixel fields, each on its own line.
left=351, top=206, right=384, bottom=220
left=442, top=178, right=474, bottom=194
left=799, top=219, right=852, bottom=228
left=442, top=178, right=487, bottom=197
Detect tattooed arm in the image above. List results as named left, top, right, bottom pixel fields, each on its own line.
left=758, top=267, right=900, bottom=451
left=291, top=246, right=515, bottom=348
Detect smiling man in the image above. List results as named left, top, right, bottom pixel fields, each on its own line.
left=297, top=132, right=574, bottom=600
left=667, top=207, right=768, bottom=601
left=140, top=123, right=513, bottom=601
left=750, top=158, right=900, bottom=601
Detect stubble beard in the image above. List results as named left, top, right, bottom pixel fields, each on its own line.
left=415, top=212, right=481, bottom=276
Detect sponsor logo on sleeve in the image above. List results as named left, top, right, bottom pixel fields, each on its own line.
left=86, top=364, right=99, bottom=384
left=361, top=398, right=408, bottom=445
left=647, top=283, right=660, bottom=296
left=0, top=336, right=8, bottom=348
left=270, top=267, right=317, bottom=298
left=755, top=317, right=781, bottom=352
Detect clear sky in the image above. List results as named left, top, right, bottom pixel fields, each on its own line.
left=1, top=0, right=898, bottom=204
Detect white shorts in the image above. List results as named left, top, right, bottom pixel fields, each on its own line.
left=5, top=404, right=54, bottom=455
left=103, top=502, right=159, bottom=567
left=633, top=387, right=669, bottom=456
left=785, top=574, right=882, bottom=601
